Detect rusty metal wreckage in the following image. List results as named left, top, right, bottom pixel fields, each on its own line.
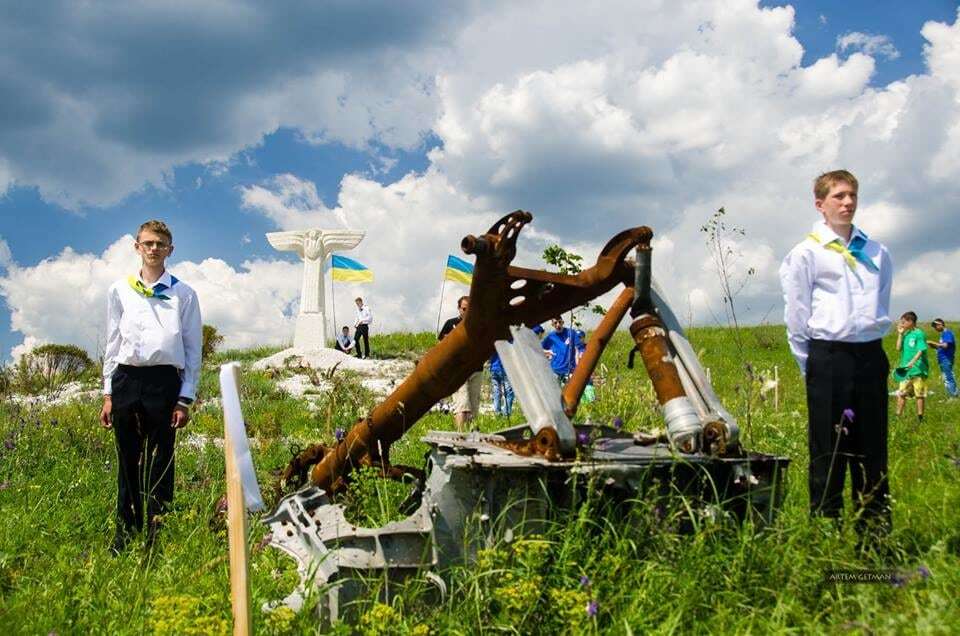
left=264, top=211, right=790, bottom=621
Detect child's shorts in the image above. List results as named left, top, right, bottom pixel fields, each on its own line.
left=898, top=377, right=928, bottom=398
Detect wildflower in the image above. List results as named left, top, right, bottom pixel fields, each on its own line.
left=586, top=599, right=598, bottom=617
left=579, top=575, right=591, bottom=588
left=577, top=431, right=590, bottom=446
left=890, top=572, right=907, bottom=588
left=3, top=439, right=14, bottom=450
left=834, top=409, right=853, bottom=435
left=917, top=565, right=931, bottom=580
left=256, top=532, right=273, bottom=552
left=612, top=416, right=623, bottom=431
left=0, top=481, right=9, bottom=491
left=334, top=427, right=346, bottom=442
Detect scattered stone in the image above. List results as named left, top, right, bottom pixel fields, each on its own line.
left=254, top=346, right=414, bottom=400
left=9, top=381, right=100, bottom=408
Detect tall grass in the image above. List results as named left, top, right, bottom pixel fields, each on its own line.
left=0, top=326, right=958, bottom=634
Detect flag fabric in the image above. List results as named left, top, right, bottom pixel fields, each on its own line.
left=444, top=255, right=474, bottom=285
left=331, top=255, right=374, bottom=283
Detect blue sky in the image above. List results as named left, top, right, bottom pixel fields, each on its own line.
left=764, top=0, right=958, bottom=84
left=1, top=1, right=959, bottom=360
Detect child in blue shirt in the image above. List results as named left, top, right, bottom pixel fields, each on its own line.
left=928, top=318, right=957, bottom=397
left=541, top=316, right=585, bottom=383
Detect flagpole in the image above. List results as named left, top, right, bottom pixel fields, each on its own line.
left=330, top=263, right=337, bottom=346
left=435, top=268, right=448, bottom=336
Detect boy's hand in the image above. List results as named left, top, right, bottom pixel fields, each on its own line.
left=100, top=396, right=113, bottom=429
left=171, top=405, right=190, bottom=429
left=897, top=324, right=905, bottom=335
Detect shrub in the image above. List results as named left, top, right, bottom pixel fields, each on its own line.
left=12, top=343, right=93, bottom=394
left=202, top=324, right=224, bottom=361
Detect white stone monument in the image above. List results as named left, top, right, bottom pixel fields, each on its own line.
left=267, top=228, right=365, bottom=349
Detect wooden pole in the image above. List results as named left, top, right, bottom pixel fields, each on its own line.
left=225, top=411, right=252, bottom=635
left=774, top=365, right=779, bottom=411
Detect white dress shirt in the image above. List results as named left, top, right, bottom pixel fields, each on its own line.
left=103, top=270, right=203, bottom=399
left=779, top=221, right=893, bottom=374
left=355, top=304, right=372, bottom=327
left=336, top=333, right=354, bottom=350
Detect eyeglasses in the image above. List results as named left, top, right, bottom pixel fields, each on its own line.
left=138, top=241, right=170, bottom=250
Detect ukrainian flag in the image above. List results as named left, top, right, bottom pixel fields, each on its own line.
left=444, top=255, right=473, bottom=285
left=331, top=255, right=373, bottom=283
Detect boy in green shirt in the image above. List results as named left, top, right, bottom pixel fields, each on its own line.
left=894, top=311, right=929, bottom=422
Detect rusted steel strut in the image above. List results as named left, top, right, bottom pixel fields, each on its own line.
left=308, top=211, right=651, bottom=493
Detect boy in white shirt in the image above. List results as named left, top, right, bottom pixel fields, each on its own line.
left=354, top=297, right=372, bottom=359
left=780, top=170, right=893, bottom=541
left=100, top=220, right=202, bottom=553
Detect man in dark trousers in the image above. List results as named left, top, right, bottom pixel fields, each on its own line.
left=354, top=297, right=372, bottom=359
left=100, top=220, right=202, bottom=553
left=779, top=170, right=893, bottom=543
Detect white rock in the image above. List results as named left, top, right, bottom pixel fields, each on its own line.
left=9, top=381, right=100, bottom=408
left=252, top=346, right=411, bottom=378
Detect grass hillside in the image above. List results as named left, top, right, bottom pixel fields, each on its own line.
left=1, top=325, right=958, bottom=634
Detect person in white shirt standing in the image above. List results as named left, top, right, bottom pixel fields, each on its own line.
left=354, top=297, right=372, bottom=359
left=99, top=220, right=202, bottom=554
left=780, top=170, right=893, bottom=542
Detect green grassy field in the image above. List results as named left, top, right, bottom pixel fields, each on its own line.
left=1, top=325, right=958, bottom=634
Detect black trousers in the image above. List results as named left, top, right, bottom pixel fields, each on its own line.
left=110, top=364, right=181, bottom=533
left=355, top=324, right=370, bottom=358
left=806, top=339, right=890, bottom=527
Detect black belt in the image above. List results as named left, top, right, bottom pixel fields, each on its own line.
left=116, top=364, right=179, bottom=376
left=809, top=339, right=882, bottom=351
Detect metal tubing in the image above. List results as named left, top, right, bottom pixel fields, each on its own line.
left=629, top=314, right=686, bottom=404
left=309, top=212, right=653, bottom=492
left=632, top=245, right=652, bottom=316
left=562, top=286, right=634, bottom=417
left=629, top=313, right=701, bottom=452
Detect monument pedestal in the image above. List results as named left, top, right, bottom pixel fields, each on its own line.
left=293, top=312, right=327, bottom=350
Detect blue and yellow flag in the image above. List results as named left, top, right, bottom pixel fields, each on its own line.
left=331, top=255, right=373, bottom=283
left=444, top=255, right=474, bottom=285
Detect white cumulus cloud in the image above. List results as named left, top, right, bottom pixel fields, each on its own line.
left=837, top=31, right=901, bottom=61
left=5, top=2, right=960, bottom=356
left=0, top=237, right=12, bottom=270
left=0, top=236, right=301, bottom=359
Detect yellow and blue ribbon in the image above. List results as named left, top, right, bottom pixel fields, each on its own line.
left=127, top=275, right=177, bottom=300
left=807, top=233, right=878, bottom=272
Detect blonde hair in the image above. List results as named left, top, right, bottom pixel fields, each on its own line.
left=137, top=219, right=173, bottom=243
left=813, top=170, right=858, bottom=200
